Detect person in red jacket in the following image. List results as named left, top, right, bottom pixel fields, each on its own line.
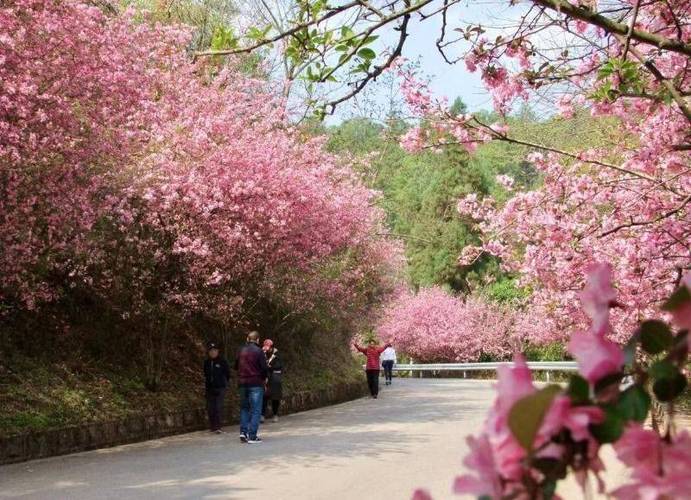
left=354, top=339, right=391, bottom=399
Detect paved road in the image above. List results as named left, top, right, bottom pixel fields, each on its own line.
left=0, top=379, right=623, bottom=500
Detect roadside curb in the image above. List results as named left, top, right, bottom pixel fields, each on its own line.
left=0, top=381, right=367, bottom=465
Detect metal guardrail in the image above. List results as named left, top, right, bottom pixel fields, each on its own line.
left=388, top=361, right=578, bottom=382
left=392, top=361, right=578, bottom=372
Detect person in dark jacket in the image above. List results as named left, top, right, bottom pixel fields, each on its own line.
left=261, top=339, right=284, bottom=423
left=234, top=331, right=268, bottom=443
left=203, top=342, right=230, bottom=433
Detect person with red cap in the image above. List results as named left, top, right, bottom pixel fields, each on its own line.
left=261, top=339, right=284, bottom=423
left=353, top=338, right=391, bottom=398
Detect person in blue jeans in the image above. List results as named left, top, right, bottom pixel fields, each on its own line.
left=234, top=331, right=268, bottom=444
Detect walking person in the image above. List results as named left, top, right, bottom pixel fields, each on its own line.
left=381, top=344, right=397, bottom=385
left=353, top=339, right=390, bottom=399
left=203, top=342, right=230, bottom=434
left=234, top=331, right=268, bottom=444
left=261, top=339, right=284, bottom=423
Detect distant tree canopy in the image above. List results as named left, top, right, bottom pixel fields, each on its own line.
left=326, top=101, right=508, bottom=292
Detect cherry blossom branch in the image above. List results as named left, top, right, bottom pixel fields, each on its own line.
left=599, top=194, right=691, bottom=238
left=533, top=0, right=691, bottom=56
left=467, top=116, right=665, bottom=186
left=616, top=36, right=691, bottom=124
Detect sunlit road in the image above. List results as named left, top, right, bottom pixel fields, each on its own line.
left=0, top=379, right=624, bottom=499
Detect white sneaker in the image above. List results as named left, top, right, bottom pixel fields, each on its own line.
left=272, top=415, right=279, bottom=423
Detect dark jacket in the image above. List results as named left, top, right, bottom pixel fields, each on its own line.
left=203, top=357, right=230, bottom=392
left=234, top=342, right=269, bottom=387
left=265, top=349, right=284, bottom=400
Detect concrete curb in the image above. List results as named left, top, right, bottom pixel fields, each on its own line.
left=0, top=381, right=367, bottom=465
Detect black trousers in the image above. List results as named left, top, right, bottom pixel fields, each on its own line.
left=382, top=360, right=394, bottom=382
left=262, top=398, right=281, bottom=417
left=366, top=369, right=380, bottom=396
left=206, top=388, right=226, bottom=431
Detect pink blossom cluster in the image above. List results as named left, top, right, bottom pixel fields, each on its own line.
left=0, top=1, right=400, bottom=325
left=416, top=264, right=691, bottom=499
left=377, top=287, right=518, bottom=362
left=458, top=145, right=689, bottom=342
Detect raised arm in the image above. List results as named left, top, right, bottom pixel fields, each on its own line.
left=353, top=343, right=366, bottom=354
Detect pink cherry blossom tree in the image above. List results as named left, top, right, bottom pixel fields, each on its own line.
left=377, top=287, right=518, bottom=362
left=1, top=0, right=400, bottom=343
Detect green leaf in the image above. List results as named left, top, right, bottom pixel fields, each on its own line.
left=508, top=385, right=562, bottom=451
left=640, top=320, right=674, bottom=354
left=662, top=284, right=691, bottom=312
left=567, top=375, right=590, bottom=405
left=362, top=35, right=379, bottom=45
left=649, top=359, right=677, bottom=380
left=335, top=44, right=348, bottom=52
left=597, top=61, right=615, bottom=80
left=340, top=26, right=355, bottom=39
left=615, top=385, right=650, bottom=422
left=649, top=360, right=687, bottom=402
left=542, top=479, right=558, bottom=500
left=590, top=406, right=624, bottom=443
left=357, top=48, right=376, bottom=60
left=653, top=372, right=687, bottom=402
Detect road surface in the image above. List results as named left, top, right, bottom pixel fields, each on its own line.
left=0, top=379, right=624, bottom=499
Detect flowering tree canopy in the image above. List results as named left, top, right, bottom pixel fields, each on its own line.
left=377, top=287, right=517, bottom=362
left=0, top=0, right=399, bottom=332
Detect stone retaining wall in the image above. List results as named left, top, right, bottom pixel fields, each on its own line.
left=0, top=381, right=367, bottom=465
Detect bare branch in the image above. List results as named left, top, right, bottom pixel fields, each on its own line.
left=621, top=0, right=641, bottom=61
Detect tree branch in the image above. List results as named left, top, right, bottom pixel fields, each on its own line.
left=533, top=0, right=691, bottom=56
left=194, top=0, right=361, bottom=57
left=599, top=194, right=691, bottom=238
left=617, top=36, right=691, bottom=124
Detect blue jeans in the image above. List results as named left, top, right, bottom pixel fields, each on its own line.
left=239, top=385, right=264, bottom=439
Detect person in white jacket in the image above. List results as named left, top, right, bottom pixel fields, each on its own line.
left=380, top=345, right=397, bottom=386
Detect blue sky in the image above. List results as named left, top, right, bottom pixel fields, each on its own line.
left=326, top=0, right=529, bottom=122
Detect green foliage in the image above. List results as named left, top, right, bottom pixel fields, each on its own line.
left=121, top=0, right=238, bottom=51
left=615, top=385, right=651, bottom=423
left=481, top=277, right=529, bottom=303
left=639, top=320, right=674, bottom=354
left=326, top=116, right=496, bottom=291
left=523, top=342, right=566, bottom=361
left=449, top=97, right=468, bottom=116
left=508, top=385, right=561, bottom=450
